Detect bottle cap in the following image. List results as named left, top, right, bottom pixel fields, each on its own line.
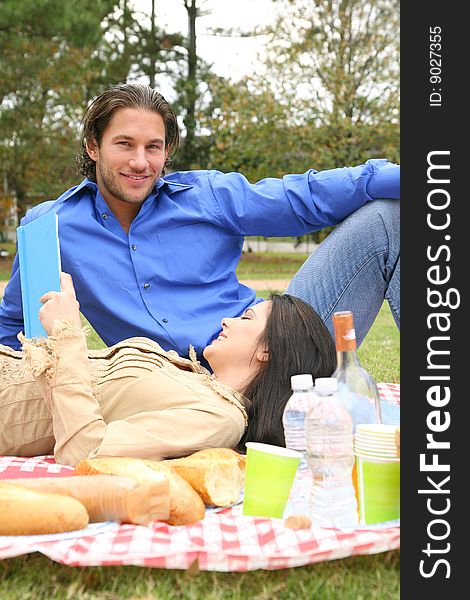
left=314, top=377, right=338, bottom=394
left=290, top=374, right=314, bottom=390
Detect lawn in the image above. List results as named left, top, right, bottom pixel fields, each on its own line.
left=0, top=250, right=400, bottom=599
left=236, top=251, right=309, bottom=279
left=0, top=242, right=16, bottom=280
left=0, top=550, right=399, bottom=600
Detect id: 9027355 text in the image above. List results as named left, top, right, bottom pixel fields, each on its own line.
left=429, top=26, right=442, bottom=108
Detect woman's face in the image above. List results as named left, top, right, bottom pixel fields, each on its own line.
left=203, top=301, right=272, bottom=371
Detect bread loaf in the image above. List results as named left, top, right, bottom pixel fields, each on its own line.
left=160, top=448, right=246, bottom=507
left=168, top=447, right=246, bottom=472
left=75, top=456, right=205, bottom=526
left=1, top=475, right=169, bottom=526
left=0, top=482, right=89, bottom=535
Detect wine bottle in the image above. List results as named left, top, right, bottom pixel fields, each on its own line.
left=332, top=311, right=382, bottom=433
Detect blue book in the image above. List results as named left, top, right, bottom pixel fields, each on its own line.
left=17, top=211, right=61, bottom=338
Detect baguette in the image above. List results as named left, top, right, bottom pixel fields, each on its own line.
left=0, top=482, right=89, bottom=535
left=1, top=475, right=169, bottom=526
left=160, top=448, right=246, bottom=507
left=167, top=447, right=246, bottom=472
left=75, top=456, right=205, bottom=526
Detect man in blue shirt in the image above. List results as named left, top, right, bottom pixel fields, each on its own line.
left=0, top=84, right=400, bottom=362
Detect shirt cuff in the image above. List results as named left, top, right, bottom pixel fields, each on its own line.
left=367, top=163, right=400, bottom=199
left=20, top=321, right=89, bottom=387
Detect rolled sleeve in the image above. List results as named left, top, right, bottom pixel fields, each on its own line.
left=366, top=160, right=400, bottom=199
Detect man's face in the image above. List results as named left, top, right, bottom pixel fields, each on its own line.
left=86, top=107, right=168, bottom=208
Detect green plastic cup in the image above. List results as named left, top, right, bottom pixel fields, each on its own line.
left=242, top=442, right=302, bottom=518
left=356, top=454, right=400, bottom=525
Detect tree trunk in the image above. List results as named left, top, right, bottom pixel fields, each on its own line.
left=183, top=0, right=197, bottom=168
left=149, top=0, right=156, bottom=88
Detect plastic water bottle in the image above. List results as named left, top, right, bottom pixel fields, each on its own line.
left=306, top=377, right=358, bottom=528
left=282, top=374, right=315, bottom=516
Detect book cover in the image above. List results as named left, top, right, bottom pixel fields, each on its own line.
left=17, top=211, right=61, bottom=338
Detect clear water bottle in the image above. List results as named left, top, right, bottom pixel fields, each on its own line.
left=282, top=374, right=315, bottom=516
left=306, top=377, right=358, bottom=529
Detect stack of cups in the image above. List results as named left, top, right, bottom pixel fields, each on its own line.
left=353, top=424, right=400, bottom=525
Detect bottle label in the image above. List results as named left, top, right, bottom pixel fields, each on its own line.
left=333, top=312, right=357, bottom=351
left=336, top=328, right=357, bottom=351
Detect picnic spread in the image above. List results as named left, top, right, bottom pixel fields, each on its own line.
left=0, top=383, right=400, bottom=572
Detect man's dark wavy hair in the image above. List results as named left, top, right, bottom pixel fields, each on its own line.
left=237, top=293, right=336, bottom=451
left=75, top=83, right=180, bottom=181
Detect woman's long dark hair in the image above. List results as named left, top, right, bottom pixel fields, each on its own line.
left=237, top=294, right=336, bottom=451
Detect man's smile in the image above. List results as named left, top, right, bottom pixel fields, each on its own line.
left=121, top=173, right=152, bottom=181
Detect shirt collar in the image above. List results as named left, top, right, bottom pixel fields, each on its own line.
left=57, top=175, right=192, bottom=205
left=53, top=178, right=97, bottom=206
left=159, top=176, right=193, bottom=194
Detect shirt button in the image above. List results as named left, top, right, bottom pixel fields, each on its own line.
left=143, top=283, right=150, bottom=289
left=102, top=213, right=109, bottom=220
left=162, top=318, right=168, bottom=323
left=131, top=244, right=137, bottom=251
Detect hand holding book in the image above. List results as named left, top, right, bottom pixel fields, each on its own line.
left=39, top=273, right=82, bottom=335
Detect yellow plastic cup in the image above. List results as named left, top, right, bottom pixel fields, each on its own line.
left=242, top=442, right=302, bottom=518
left=355, top=454, right=400, bottom=525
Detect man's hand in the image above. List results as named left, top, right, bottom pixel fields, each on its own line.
left=39, top=272, right=82, bottom=335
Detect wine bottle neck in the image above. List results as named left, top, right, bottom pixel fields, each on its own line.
left=335, top=350, right=362, bottom=369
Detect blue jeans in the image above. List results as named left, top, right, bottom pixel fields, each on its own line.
left=286, top=199, right=400, bottom=347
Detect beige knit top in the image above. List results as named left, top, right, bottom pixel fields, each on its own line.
left=0, top=322, right=249, bottom=466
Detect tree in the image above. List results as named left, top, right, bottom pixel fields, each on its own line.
left=0, top=0, right=188, bottom=225
left=201, top=76, right=320, bottom=180
left=262, top=0, right=400, bottom=165
left=0, top=0, right=218, bottom=231
left=0, top=0, right=118, bottom=222
left=200, top=0, right=399, bottom=179
left=179, top=0, right=198, bottom=168
left=197, top=0, right=399, bottom=245
left=171, top=0, right=215, bottom=170
left=93, top=0, right=186, bottom=90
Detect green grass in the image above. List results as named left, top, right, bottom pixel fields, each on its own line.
left=236, top=252, right=309, bottom=279
left=0, top=550, right=399, bottom=600
left=0, top=244, right=15, bottom=279
left=359, top=305, right=400, bottom=383
left=83, top=319, right=106, bottom=350
left=0, top=252, right=399, bottom=597
left=0, top=263, right=13, bottom=280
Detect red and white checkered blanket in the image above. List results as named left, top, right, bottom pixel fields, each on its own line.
left=0, top=383, right=400, bottom=571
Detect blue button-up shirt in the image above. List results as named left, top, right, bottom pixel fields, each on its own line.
left=0, top=160, right=399, bottom=358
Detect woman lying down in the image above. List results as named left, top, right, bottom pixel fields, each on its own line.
left=0, top=273, right=335, bottom=466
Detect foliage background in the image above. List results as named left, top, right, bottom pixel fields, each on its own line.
left=0, top=0, right=399, bottom=239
